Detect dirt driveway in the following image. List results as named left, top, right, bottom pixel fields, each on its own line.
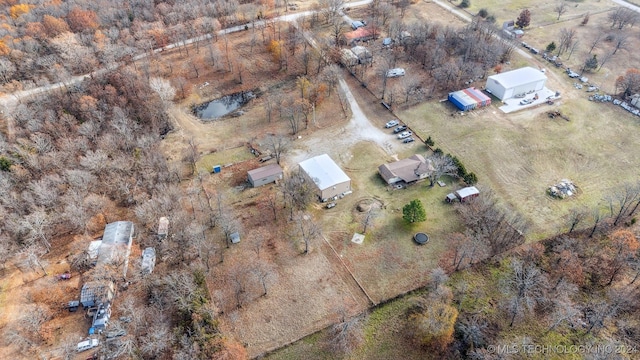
left=288, top=77, right=399, bottom=167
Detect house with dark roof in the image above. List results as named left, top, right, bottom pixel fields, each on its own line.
left=378, top=154, right=434, bottom=185
left=80, top=280, right=115, bottom=308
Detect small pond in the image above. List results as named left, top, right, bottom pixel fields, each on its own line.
left=193, top=91, right=255, bottom=120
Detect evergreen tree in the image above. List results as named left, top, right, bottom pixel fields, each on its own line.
left=403, top=199, right=427, bottom=223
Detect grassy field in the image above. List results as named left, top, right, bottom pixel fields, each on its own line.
left=266, top=290, right=435, bottom=360
left=195, top=146, right=255, bottom=173
left=464, top=0, right=615, bottom=27
left=399, top=97, right=640, bottom=240
left=317, top=141, right=462, bottom=303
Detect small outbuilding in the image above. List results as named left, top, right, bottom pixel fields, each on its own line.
left=340, top=48, right=358, bottom=67
left=141, top=247, right=156, bottom=275
left=446, top=186, right=480, bottom=203
left=448, top=87, right=492, bottom=111
left=299, top=154, right=351, bottom=201
left=485, top=67, right=547, bottom=101
left=248, top=163, right=283, bottom=187
left=350, top=46, right=372, bottom=64
left=157, top=217, right=169, bottom=239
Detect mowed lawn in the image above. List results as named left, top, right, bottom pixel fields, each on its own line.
left=318, top=141, right=462, bottom=303
left=400, top=99, right=640, bottom=240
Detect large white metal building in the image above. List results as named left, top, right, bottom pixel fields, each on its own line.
left=299, top=154, right=351, bottom=200
left=485, top=67, right=547, bottom=101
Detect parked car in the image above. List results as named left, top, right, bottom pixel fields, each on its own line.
left=403, top=137, right=415, bottom=143
left=397, top=131, right=412, bottom=139
left=77, top=339, right=99, bottom=353
left=326, top=202, right=336, bottom=209
left=386, top=68, right=405, bottom=78
left=567, top=71, right=580, bottom=78
left=384, top=119, right=399, bottom=128
left=580, top=77, right=589, bottom=83
left=393, top=125, right=407, bottom=133
left=519, top=98, right=534, bottom=105
left=351, top=21, right=365, bottom=30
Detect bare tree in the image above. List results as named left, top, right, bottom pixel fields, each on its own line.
left=182, top=137, right=199, bottom=174
left=325, top=314, right=364, bottom=356
left=606, top=183, right=640, bottom=226
left=588, top=32, right=604, bottom=54
left=608, top=7, right=639, bottom=30
left=219, top=212, right=241, bottom=248
left=250, top=260, right=278, bottom=296
left=503, top=258, right=548, bottom=327
left=429, top=267, right=449, bottom=290
left=264, top=134, right=290, bottom=165
left=589, top=207, right=603, bottom=238
left=547, top=300, right=580, bottom=333
left=554, top=2, right=568, bottom=20
left=557, top=28, right=576, bottom=57
left=282, top=172, right=314, bottom=219
left=612, top=31, right=630, bottom=55
left=361, top=206, right=379, bottom=234
left=567, top=208, right=587, bottom=233
left=293, top=212, right=320, bottom=254
left=427, top=153, right=458, bottom=187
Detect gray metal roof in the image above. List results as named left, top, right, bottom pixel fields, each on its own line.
left=487, top=67, right=547, bottom=89
left=299, top=154, right=351, bottom=191
left=102, top=221, right=134, bottom=245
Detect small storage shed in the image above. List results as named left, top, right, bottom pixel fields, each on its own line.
left=446, top=186, right=480, bottom=203
left=248, top=164, right=283, bottom=187
left=486, top=67, right=547, bottom=101
left=157, top=217, right=169, bottom=239
left=299, top=154, right=351, bottom=200
left=350, top=46, right=372, bottom=64
left=448, top=87, right=492, bottom=111
left=141, top=247, right=156, bottom=274
left=340, top=49, right=358, bottom=67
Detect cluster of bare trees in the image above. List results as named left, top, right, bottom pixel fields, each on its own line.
left=0, top=0, right=287, bottom=90
left=448, top=221, right=640, bottom=358
left=439, top=191, right=527, bottom=273
left=369, top=17, right=513, bottom=105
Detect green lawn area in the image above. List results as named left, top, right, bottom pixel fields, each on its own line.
left=399, top=98, right=640, bottom=240
left=318, top=141, right=463, bottom=303
left=195, top=146, right=254, bottom=173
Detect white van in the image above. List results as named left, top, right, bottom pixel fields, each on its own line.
left=77, top=338, right=99, bottom=352
left=386, top=68, right=405, bottom=78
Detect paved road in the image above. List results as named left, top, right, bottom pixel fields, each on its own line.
left=609, top=0, right=640, bottom=12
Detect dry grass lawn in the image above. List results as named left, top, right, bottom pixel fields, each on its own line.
left=465, top=0, right=616, bottom=27
left=400, top=96, right=640, bottom=240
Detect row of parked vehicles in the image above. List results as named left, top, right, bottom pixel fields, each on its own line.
left=384, top=119, right=415, bottom=143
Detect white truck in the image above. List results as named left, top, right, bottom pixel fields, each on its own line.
left=77, top=338, right=99, bottom=352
